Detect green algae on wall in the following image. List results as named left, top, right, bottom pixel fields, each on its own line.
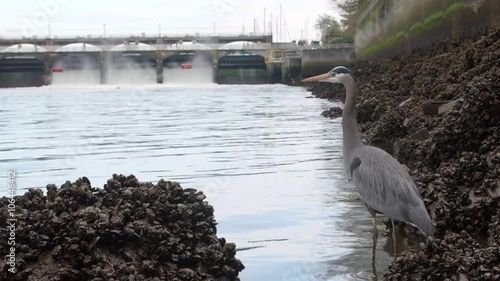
left=422, top=11, right=445, bottom=31
left=356, top=0, right=474, bottom=59
left=355, top=0, right=497, bottom=59
left=409, top=22, right=423, bottom=36
left=445, top=2, right=465, bottom=16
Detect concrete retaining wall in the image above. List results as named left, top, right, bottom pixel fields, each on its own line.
left=355, top=0, right=500, bottom=59
left=302, top=48, right=354, bottom=76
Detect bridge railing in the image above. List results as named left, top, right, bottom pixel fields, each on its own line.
left=0, top=43, right=354, bottom=54
left=302, top=43, right=353, bottom=49
left=0, top=33, right=273, bottom=40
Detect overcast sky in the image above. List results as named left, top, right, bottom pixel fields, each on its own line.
left=0, top=0, right=340, bottom=42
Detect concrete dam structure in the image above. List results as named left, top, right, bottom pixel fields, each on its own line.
left=0, top=34, right=353, bottom=88
left=355, top=0, right=500, bottom=59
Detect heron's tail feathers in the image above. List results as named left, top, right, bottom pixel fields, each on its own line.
left=409, top=204, right=436, bottom=236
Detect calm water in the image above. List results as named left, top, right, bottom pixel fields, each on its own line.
left=0, top=83, right=392, bottom=280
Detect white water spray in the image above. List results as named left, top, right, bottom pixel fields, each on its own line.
left=163, top=54, right=213, bottom=84
left=51, top=56, right=100, bottom=85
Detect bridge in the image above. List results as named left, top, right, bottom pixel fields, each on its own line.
left=0, top=34, right=273, bottom=47
left=0, top=34, right=354, bottom=87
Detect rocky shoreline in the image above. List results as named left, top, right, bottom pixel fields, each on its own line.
left=0, top=174, right=244, bottom=281
left=307, top=24, right=500, bottom=280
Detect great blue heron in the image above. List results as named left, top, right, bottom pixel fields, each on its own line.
left=302, top=66, right=435, bottom=262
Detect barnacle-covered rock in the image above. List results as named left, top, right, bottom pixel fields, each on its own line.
left=0, top=174, right=244, bottom=280
left=309, top=23, right=500, bottom=280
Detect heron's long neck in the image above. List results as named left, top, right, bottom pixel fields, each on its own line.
left=342, top=79, right=363, bottom=164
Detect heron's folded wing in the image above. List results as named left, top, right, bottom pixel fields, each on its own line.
left=351, top=146, right=423, bottom=223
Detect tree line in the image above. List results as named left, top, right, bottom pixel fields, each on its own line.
left=315, top=0, right=371, bottom=44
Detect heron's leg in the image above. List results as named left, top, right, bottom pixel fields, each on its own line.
left=371, top=261, right=378, bottom=281
left=368, top=208, right=378, bottom=263
left=391, top=219, right=397, bottom=259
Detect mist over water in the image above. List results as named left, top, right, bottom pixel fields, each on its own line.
left=52, top=70, right=101, bottom=85
left=107, top=68, right=157, bottom=85
left=163, top=69, right=213, bottom=84
left=51, top=56, right=100, bottom=85
left=51, top=54, right=214, bottom=85
left=164, top=54, right=213, bottom=84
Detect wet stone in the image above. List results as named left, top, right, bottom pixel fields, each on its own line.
left=321, top=107, right=343, bottom=119
left=408, top=128, right=431, bottom=142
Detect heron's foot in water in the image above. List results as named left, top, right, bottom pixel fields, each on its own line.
left=371, top=260, right=378, bottom=281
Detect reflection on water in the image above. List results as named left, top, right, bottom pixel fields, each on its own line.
left=0, top=84, right=393, bottom=280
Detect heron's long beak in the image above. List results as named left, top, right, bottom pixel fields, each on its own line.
left=301, top=73, right=332, bottom=83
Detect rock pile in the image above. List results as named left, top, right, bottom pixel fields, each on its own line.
left=321, top=107, right=343, bottom=119
left=307, top=23, right=500, bottom=280
left=0, top=174, right=244, bottom=281
left=306, top=83, right=346, bottom=102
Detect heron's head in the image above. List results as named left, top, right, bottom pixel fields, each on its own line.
left=302, top=66, right=355, bottom=85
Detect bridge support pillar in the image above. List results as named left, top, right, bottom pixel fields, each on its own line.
left=212, top=58, right=219, bottom=84
left=266, top=62, right=282, bottom=84
left=100, top=52, right=109, bottom=85
left=43, top=62, right=52, bottom=86
left=156, top=55, right=163, bottom=84
left=282, top=56, right=302, bottom=85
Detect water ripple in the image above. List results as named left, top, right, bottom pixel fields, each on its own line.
left=0, top=84, right=392, bottom=280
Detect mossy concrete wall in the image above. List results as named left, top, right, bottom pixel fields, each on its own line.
left=355, top=0, right=500, bottom=59
left=302, top=48, right=354, bottom=76
left=217, top=69, right=269, bottom=84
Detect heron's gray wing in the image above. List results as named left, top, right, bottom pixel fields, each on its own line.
left=351, top=146, right=435, bottom=235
